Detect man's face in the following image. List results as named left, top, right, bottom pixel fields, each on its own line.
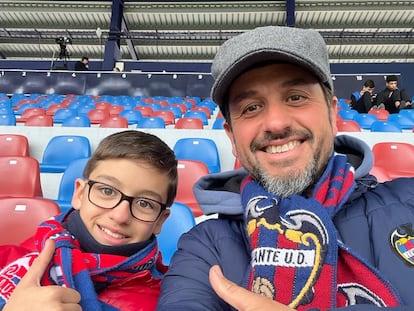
left=386, top=80, right=398, bottom=90
left=224, top=63, right=337, bottom=197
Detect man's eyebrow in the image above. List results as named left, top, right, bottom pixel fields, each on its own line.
left=229, top=90, right=258, bottom=106
left=280, top=77, right=316, bottom=88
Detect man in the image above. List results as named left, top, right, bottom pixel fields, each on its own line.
left=74, top=56, right=89, bottom=71
left=350, top=79, right=378, bottom=113
left=157, top=26, right=414, bottom=310
left=376, top=75, right=411, bottom=114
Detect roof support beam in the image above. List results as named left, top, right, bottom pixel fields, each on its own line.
left=286, top=0, right=296, bottom=27
left=103, top=0, right=124, bottom=70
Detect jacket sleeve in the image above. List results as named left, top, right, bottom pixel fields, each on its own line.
left=157, top=219, right=250, bottom=311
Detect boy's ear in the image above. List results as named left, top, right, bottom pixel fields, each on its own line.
left=153, top=209, right=170, bottom=235
left=71, top=178, right=86, bottom=210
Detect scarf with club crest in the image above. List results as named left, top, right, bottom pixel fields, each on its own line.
left=241, top=154, right=402, bottom=310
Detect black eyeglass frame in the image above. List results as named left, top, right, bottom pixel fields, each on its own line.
left=86, top=179, right=168, bottom=223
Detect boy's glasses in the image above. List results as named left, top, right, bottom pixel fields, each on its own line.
left=86, top=180, right=167, bottom=223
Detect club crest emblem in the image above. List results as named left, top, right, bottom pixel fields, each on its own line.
left=390, top=223, right=414, bottom=265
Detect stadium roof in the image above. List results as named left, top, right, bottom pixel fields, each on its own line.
left=0, top=0, right=413, bottom=64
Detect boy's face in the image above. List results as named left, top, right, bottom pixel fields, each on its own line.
left=72, top=158, right=170, bottom=246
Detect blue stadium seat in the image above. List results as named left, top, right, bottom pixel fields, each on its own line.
left=0, top=113, right=16, bottom=126
left=54, top=157, right=89, bottom=213
left=173, top=137, right=221, bottom=173
left=183, top=111, right=208, bottom=125
left=354, top=113, right=378, bottom=129
left=338, top=109, right=358, bottom=120
left=137, top=116, right=166, bottom=128
left=119, top=109, right=143, bottom=125
left=40, top=135, right=91, bottom=173
left=370, top=121, right=402, bottom=132
left=387, top=113, right=414, bottom=130
left=212, top=117, right=225, bottom=129
left=62, top=115, right=91, bottom=127
left=157, top=202, right=196, bottom=265
left=53, top=108, right=77, bottom=124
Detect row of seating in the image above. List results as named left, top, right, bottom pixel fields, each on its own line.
left=0, top=93, right=225, bottom=129
left=336, top=102, right=414, bottom=132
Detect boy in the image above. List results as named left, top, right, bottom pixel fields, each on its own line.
left=0, top=130, right=177, bottom=310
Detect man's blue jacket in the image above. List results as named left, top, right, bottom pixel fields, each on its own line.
left=158, top=135, right=414, bottom=310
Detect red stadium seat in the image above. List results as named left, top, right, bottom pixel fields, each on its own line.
left=0, top=197, right=60, bottom=245
left=99, top=116, right=129, bottom=128
left=371, top=142, right=414, bottom=180
left=175, top=117, right=204, bottom=129
left=24, top=114, right=53, bottom=127
left=0, top=134, right=30, bottom=157
left=0, top=156, right=43, bottom=197
left=175, top=160, right=209, bottom=217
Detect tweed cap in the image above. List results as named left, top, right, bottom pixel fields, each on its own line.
left=211, top=26, right=333, bottom=112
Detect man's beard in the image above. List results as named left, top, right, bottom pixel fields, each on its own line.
left=253, top=156, right=319, bottom=198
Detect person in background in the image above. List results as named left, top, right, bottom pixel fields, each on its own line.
left=375, top=75, right=411, bottom=113
left=1, top=130, right=177, bottom=311
left=157, top=25, right=414, bottom=310
left=74, top=56, right=89, bottom=71
left=350, top=79, right=379, bottom=113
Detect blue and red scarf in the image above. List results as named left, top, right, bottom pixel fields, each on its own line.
left=0, top=216, right=162, bottom=310
left=242, top=154, right=402, bottom=310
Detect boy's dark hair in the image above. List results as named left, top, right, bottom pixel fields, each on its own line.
left=363, top=80, right=375, bottom=88
left=83, top=130, right=178, bottom=207
left=386, top=75, right=398, bottom=83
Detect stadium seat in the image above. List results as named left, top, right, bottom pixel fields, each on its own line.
left=0, top=113, right=16, bottom=126
left=336, top=119, right=361, bottom=132
left=54, top=157, right=89, bottom=213
left=371, top=142, right=414, bottom=180
left=0, top=134, right=30, bottom=156
left=174, top=117, right=204, bottom=129
left=24, top=114, right=53, bottom=127
left=18, top=107, right=46, bottom=122
left=137, top=117, right=166, bottom=128
left=387, top=114, right=414, bottom=130
left=368, top=108, right=389, bottom=121
left=87, top=108, right=110, bottom=124
left=157, top=202, right=196, bottom=265
left=338, top=109, right=358, bottom=120
left=119, top=109, right=142, bottom=125
left=152, top=110, right=176, bottom=125
left=354, top=113, right=378, bottom=129
left=175, top=160, right=209, bottom=217
left=0, top=156, right=42, bottom=197
left=108, top=105, right=124, bottom=116
left=212, top=117, right=225, bottom=129
left=99, top=116, right=129, bottom=128
left=183, top=111, right=208, bottom=125
left=0, top=197, right=60, bottom=245
left=370, top=121, right=402, bottom=132
left=173, top=137, right=221, bottom=173
left=62, top=115, right=91, bottom=127
left=53, top=108, right=77, bottom=124
left=39, top=135, right=91, bottom=173
left=134, top=105, right=154, bottom=117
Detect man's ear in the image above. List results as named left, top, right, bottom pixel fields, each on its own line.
left=330, top=96, right=338, bottom=136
